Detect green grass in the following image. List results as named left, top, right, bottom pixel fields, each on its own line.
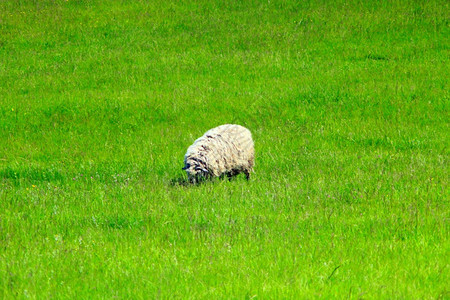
left=0, top=0, right=448, bottom=298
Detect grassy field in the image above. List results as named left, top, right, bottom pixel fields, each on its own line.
left=0, top=0, right=448, bottom=298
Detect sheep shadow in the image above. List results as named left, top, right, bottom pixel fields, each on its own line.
left=169, top=176, right=211, bottom=187
left=169, top=176, right=191, bottom=187
left=169, top=173, right=248, bottom=187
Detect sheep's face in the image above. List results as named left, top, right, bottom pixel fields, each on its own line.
left=182, top=160, right=209, bottom=183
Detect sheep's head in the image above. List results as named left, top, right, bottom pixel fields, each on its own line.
left=182, top=159, right=209, bottom=183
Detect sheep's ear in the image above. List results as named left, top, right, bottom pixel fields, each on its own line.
left=182, top=166, right=187, bottom=170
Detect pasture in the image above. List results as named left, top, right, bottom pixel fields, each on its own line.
left=0, top=0, right=448, bottom=298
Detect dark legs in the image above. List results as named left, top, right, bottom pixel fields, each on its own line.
left=244, top=170, right=250, bottom=181
left=224, top=169, right=251, bottom=181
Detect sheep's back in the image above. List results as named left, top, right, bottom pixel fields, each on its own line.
left=202, top=125, right=254, bottom=174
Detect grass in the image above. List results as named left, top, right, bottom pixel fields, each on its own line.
left=0, top=0, right=448, bottom=298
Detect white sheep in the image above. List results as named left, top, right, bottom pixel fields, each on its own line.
left=183, top=124, right=255, bottom=182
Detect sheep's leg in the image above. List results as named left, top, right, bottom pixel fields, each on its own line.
left=244, top=170, right=250, bottom=181
left=226, top=172, right=234, bottom=181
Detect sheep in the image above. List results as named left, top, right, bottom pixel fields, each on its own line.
left=182, top=124, right=254, bottom=183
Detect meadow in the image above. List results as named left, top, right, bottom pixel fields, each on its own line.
left=0, top=0, right=448, bottom=298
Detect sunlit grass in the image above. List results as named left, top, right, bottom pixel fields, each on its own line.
left=0, top=0, right=448, bottom=298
